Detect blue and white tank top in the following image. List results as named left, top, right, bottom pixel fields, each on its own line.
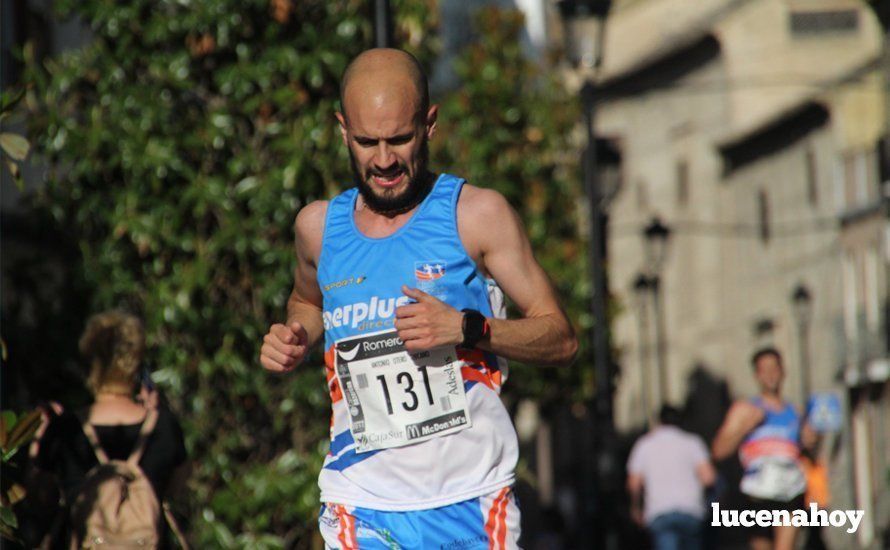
left=316, top=173, right=518, bottom=510
left=738, top=397, right=805, bottom=501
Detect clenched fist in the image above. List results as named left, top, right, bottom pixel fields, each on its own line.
left=260, top=321, right=309, bottom=372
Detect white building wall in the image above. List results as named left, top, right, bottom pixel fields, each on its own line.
left=600, top=55, right=732, bottom=427
left=593, top=0, right=887, bottom=545
left=598, top=0, right=882, bottom=429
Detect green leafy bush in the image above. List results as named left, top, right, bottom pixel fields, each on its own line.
left=15, top=1, right=586, bottom=546
left=433, top=8, right=589, bottom=405
left=0, top=409, right=42, bottom=544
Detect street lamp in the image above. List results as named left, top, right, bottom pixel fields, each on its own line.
left=559, top=0, right=611, bottom=70
left=558, top=1, right=613, bottom=548
left=373, top=0, right=392, bottom=48
left=643, top=216, right=671, bottom=273
left=791, top=283, right=813, bottom=405
left=633, top=273, right=653, bottom=426
left=643, top=217, right=671, bottom=404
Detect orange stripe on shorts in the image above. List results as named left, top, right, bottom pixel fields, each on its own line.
left=485, top=488, right=509, bottom=549
left=496, top=489, right=509, bottom=547
left=335, top=505, right=357, bottom=548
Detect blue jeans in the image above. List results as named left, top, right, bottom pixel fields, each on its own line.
left=648, top=512, right=703, bottom=550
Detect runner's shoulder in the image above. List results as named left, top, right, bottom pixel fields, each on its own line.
left=294, top=200, right=329, bottom=235
left=294, top=200, right=328, bottom=261
left=728, top=398, right=760, bottom=417
left=457, top=184, right=516, bottom=222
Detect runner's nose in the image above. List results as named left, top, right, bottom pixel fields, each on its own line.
left=374, top=142, right=396, bottom=171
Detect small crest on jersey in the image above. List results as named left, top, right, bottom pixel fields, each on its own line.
left=414, top=261, right=446, bottom=281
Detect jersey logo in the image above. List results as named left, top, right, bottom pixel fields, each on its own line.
left=323, top=275, right=366, bottom=292
left=337, top=343, right=361, bottom=362
left=414, top=261, right=446, bottom=281
left=324, top=295, right=412, bottom=331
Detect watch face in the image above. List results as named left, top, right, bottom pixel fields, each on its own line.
left=462, top=309, right=485, bottom=348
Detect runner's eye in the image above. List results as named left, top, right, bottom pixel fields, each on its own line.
left=387, top=135, right=413, bottom=146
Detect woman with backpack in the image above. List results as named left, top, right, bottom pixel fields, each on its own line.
left=33, top=310, right=188, bottom=549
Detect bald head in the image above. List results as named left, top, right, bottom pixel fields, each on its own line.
left=339, top=48, right=429, bottom=122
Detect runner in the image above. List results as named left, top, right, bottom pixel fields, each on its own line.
left=260, top=48, right=577, bottom=548
left=712, top=347, right=816, bottom=550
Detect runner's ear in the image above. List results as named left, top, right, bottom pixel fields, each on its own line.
left=425, top=105, right=438, bottom=139
left=336, top=112, right=349, bottom=146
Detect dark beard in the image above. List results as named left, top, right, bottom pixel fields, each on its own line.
left=351, top=141, right=433, bottom=216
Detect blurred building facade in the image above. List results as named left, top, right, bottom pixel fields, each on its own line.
left=573, top=0, right=889, bottom=547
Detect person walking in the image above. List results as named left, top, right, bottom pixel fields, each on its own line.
left=627, top=405, right=715, bottom=550
left=34, top=311, right=188, bottom=548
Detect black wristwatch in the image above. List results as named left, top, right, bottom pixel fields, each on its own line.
left=460, top=309, right=490, bottom=349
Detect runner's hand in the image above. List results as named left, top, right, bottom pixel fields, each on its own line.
left=261, top=321, right=309, bottom=372
left=395, top=286, right=464, bottom=351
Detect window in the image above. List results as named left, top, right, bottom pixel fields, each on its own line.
left=854, top=152, right=869, bottom=205
left=758, top=190, right=770, bottom=244
left=844, top=154, right=858, bottom=208
left=834, top=157, right=846, bottom=213
left=841, top=149, right=881, bottom=210
left=790, top=10, right=859, bottom=35
left=878, top=137, right=890, bottom=186
left=864, top=248, right=879, bottom=332
left=805, top=147, right=818, bottom=206
left=676, top=160, right=689, bottom=207
left=636, top=179, right=648, bottom=210
left=843, top=253, right=858, bottom=347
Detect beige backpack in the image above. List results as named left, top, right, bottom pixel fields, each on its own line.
left=69, top=409, right=162, bottom=549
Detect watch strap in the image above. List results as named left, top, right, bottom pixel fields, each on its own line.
left=460, top=309, right=490, bottom=349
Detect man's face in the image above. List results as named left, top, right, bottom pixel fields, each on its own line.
left=754, top=353, right=784, bottom=394
left=337, top=90, right=437, bottom=215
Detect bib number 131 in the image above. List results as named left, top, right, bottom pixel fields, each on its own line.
left=334, top=330, right=471, bottom=453
left=377, top=365, right=434, bottom=414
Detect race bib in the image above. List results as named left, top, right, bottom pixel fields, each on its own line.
left=334, top=329, right=472, bottom=453
left=741, top=458, right=806, bottom=501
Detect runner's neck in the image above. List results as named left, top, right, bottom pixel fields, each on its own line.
left=758, top=393, right=785, bottom=410
left=354, top=172, right=436, bottom=238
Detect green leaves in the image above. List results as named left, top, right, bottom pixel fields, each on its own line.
left=21, top=1, right=399, bottom=544
left=1, top=88, right=31, bottom=188
left=435, top=7, right=589, bottom=404
left=0, top=410, right=41, bottom=463
left=0, top=409, right=42, bottom=543
left=0, top=133, right=29, bottom=162
left=18, top=0, right=587, bottom=545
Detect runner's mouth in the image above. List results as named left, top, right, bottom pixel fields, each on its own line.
left=371, top=172, right=406, bottom=188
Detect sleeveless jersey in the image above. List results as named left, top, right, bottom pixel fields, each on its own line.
left=316, top=173, right=518, bottom=511
left=738, top=397, right=806, bottom=501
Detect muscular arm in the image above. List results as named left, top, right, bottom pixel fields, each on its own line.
left=460, top=186, right=577, bottom=366
left=393, top=185, right=576, bottom=365
left=711, top=400, right=764, bottom=461
left=260, top=201, right=326, bottom=372
left=285, top=201, right=326, bottom=346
